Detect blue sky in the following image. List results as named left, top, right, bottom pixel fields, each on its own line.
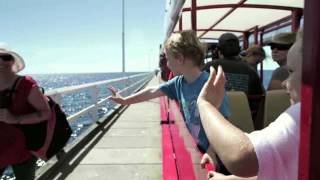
left=0, top=0, right=165, bottom=74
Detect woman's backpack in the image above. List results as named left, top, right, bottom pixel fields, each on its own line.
left=32, top=95, right=72, bottom=160
left=9, top=77, right=73, bottom=161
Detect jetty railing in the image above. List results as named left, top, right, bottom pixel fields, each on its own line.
left=35, top=72, right=154, bottom=179
left=46, top=72, right=153, bottom=124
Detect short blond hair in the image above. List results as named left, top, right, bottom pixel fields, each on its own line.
left=165, top=30, right=205, bottom=66
left=246, top=45, right=266, bottom=59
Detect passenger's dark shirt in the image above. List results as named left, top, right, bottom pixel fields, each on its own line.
left=271, top=66, right=289, bottom=82
left=204, top=56, right=264, bottom=95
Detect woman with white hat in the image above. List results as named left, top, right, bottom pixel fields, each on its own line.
left=0, top=45, right=51, bottom=180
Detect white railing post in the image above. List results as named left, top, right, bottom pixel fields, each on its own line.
left=89, top=85, right=99, bottom=121
left=51, top=94, right=62, bottom=104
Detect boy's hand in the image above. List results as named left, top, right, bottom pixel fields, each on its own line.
left=198, top=66, right=226, bottom=108
left=108, top=86, right=127, bottom=105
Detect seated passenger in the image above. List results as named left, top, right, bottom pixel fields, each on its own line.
left=159, top=52, right=171, bottom=81
left=197, top=30, right=303, bottom=180
left=109, top=30, right=230, bottom=173
left=245, top=45, right=266, bottom=73
left=203, top=33, right=264, bottom=96
left=267, top=32, right=296, bottom=90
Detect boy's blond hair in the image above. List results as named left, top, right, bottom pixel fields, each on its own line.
left=165, top=30, right=205, bottom=66
left=246, top=45, right=266, bottom=59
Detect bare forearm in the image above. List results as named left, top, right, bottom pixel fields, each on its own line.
left=223, top=175, right=257, bottom=180
left=124, top=86, right=164, bottom=104
left=17, top=110, right=51, bottom=124
left=198, top=100, right=258, bottom=177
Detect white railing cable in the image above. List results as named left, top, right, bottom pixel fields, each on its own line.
left=55, top=73, right=152, bottom=122
left=45, top=73, right=148, bottom=96
left=96, top=75, right=151, bottom=106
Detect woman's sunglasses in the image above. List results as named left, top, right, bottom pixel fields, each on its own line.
left=0, top=54, right=14, bottom=62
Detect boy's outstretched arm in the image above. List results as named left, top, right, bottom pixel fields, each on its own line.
left=197, top=67, right=258, bottom=177
left=108, top=86, right=165, bottom=105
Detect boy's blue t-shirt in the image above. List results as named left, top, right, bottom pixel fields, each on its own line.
left=159, top=71, right=230, bottom=152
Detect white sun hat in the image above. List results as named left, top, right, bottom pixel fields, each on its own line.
left=0, top=43, right=25, bottom=73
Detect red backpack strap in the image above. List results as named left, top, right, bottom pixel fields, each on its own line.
left=6, top=76, right=22, bottom=106
left=9, top=76, right=39, bottom=115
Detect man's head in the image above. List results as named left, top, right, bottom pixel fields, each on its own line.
left=217, top=33, right=240, bottom=58
left=269, top=32, right=296, bottom=66
left=283, top=30, right=302, bottom=104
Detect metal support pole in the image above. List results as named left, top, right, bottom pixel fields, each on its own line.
left=291, top=9, right=303, bottom=32
left=243, top=32, right=249, bottom=49
left=122, top=0, right=125, bottom=72
left=179, top=14, right=183, bottom=31
left=191, top=0, right=197, bottom=31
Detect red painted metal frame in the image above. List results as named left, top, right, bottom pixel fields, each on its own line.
left=162, top=125, right=179, bottom=180
left=291, top=9, right=303, bottom=32
left=242, top=32, right=249, bottom=49
left=191, top=0, right=197, bottom=31
left=173, top=1, right=303, bottom=43
left=299, top=0, right=320, bottom=179
left=253, top=26, right=259, bottom=44
left=198, top=0, right=247, bottom=38
left=259, top=15, right=292, bottom=32
left=179, top=15, right=183, bottom=31
left=197, top=29, right=244, bottom=33
left=263, top=22, right=292, bottom=35
left=174, top=29, right=244, bottom=34
left=183, top=4, right=301, bottom=12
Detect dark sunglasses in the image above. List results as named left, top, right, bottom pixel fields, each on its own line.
left=270, top=44, right=292, bottom=51
left=0, top=54, right=14, bottom=62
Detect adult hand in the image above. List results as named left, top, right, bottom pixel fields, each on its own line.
left=0, top=109, right=18, bottom=124
left=108, top=86, right=127, bottom=105
left=208, top=171, right=230, bottom=180
left=198, top=66, right=226, bottom=108
left=201, top=153, right=214, bottom=169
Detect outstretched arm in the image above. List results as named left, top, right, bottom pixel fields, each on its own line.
left=197, top=67, right=258, bottom=177
left=109, top=86, right=165, bottom=105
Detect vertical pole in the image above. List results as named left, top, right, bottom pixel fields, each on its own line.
left=90, top=86, right=99, bottom=121
left=122, top=0, right=125, bottom=73
left=253, top=26, right=258, bottom=45
left=179, top=14, right=183, bottom=31
left=191, top=0, right=197, bottom=31
left=299, top=0, right=320, bottom=179
left=259, top=31, right=264, bottom=82
left=253, top=26, right=263, bottom=82
left=242, top=32, right=249, bottom=49
left=291, top=9, right=303, bottom=32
